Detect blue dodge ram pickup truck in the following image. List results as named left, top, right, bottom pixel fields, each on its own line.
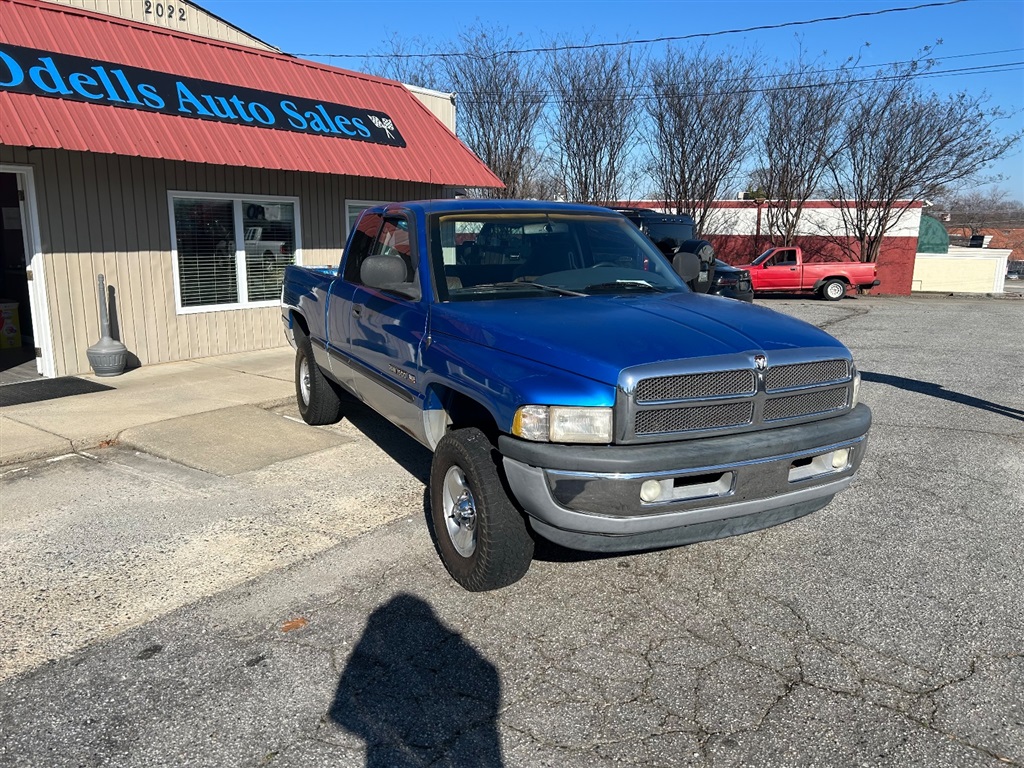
left=281, top=200, right=871, bottom=591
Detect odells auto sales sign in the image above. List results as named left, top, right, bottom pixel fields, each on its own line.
left=0, top=44, right=406, bottom=148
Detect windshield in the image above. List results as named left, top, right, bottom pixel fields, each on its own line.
left=429, top=212, right=688, bottom=301
left=751, top=249, right=776, bottom=265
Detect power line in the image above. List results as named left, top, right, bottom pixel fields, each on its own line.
left=459, top=61, right=1024, bottom=105
left=458, top=61, right=1024, bottom=106
left=757, top=46, right=1024, bottom=83
left=293, top=0, right=969, bottom=61
left=457, top=48, right=1024, bottom=100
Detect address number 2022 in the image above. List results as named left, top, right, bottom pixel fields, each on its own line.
left=145, top=1, right=187, bottom=22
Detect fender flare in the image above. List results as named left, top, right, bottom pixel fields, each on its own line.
left=812, top=275, right=851, bottom=292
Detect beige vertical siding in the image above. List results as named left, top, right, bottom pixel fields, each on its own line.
left=40, top=0, right=279, bottom=51
left=0, top=146, right=441, bottom=376
left=405, top=86, right=458, bottom=133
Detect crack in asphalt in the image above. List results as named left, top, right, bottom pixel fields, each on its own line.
left=256, top=558, right=1023, bottom=765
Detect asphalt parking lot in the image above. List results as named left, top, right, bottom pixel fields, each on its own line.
left=1, top=293, right=1022, bottom=767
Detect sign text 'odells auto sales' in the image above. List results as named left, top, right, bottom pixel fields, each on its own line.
left=0, top=44, right=406, bottom=148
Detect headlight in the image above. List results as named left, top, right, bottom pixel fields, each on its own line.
left=512, top=405, right=613, bottom=444
left=512, top=405, right=549, bottom=441
left=851, top=369, right=862, bottom=408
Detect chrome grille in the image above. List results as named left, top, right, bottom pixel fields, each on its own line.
left=623, top=355, right=855, bottom=443
left=764, top=388, right=848, bottom=421
left=635, top=369, right=755, bottom=403
left=636, top=402, right=754, bottom=435
left=765, top=359, right=850, bottom=391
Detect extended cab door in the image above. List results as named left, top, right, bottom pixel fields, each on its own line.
left=324, top=212, right=382, bottom=391
left=345, top=213, right=430, bottom=438
left=758, top=248, right=801, bottom=290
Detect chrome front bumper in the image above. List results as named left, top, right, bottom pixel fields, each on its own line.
left=499, top=405, right=871, bottom=552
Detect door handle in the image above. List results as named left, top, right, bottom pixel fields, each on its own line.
left=352, top=306, right=362, bottom=317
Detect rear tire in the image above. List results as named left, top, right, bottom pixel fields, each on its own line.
left=820, top=279, right=847, bottom=301
left=295, top=336, right=342, bottom=425
left=429, top=428, right=534, bottom=591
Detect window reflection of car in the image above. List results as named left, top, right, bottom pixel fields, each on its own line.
left=244, top=226, right=292, bottom=259
left=245, top=225, right=295, bottom=297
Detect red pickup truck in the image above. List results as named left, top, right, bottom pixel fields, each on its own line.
left=746, top=247, right=880, bottom=300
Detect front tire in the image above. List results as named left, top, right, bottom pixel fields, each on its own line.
left=820, top=279, right=847, bottom=301
left=429, top=428, right=534, bottom=591
left=295, top=336, right=342, bottom=425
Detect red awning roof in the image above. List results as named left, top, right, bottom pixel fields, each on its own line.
left=0, top=0, right=503, bottom=188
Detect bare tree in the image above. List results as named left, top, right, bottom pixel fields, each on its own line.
left=440, top=27, right=547, bottom=198
left=517, top=146, right=563, bottom=200
left=646, top=46, right=759, bottom=237
left=828, top=53, right=1023, bottom=262
left=933, top=188, right=1024, bottom=237
left=756, top=51, right=855, bottom=245
left=544, top=40, right=641, bottom=203
left=361, top=33, right=444, bottom=91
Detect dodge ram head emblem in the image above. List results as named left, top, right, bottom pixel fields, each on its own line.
left=754, top=355, right=768, bottom=370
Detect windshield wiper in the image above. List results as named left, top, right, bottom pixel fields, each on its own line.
left=582, top=280, right=666, bottom=293
left=472, top=281, right=587, bottom=297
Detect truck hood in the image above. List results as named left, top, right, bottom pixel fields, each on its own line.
left=430, top=292, right=849, bottom=386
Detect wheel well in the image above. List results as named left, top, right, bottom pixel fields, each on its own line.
left=290, top=311, right=310, bottom=341
left=425, top=386, right=500, bottom=448
left=815, top=276, right=850, bottom=289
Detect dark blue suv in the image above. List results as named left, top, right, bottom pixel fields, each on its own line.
left=609, top=207, right=753, bottom=302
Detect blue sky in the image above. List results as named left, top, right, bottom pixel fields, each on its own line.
left=204, top=0, right=1024, bottom=198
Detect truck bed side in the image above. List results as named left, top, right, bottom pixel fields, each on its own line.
left=281, top=264, right=337, bottom=346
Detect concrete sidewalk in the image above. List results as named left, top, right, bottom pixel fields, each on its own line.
left=0, top=347, right=298, bottom=468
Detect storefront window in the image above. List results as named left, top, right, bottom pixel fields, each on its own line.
left=171, top=194, right=300, bottom=311
left=243, top=201, right=296, bottom=301
left=173, top=198, right=238, bottom=307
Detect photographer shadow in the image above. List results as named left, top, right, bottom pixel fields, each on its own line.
left=328, top=593, right=504, bottom=767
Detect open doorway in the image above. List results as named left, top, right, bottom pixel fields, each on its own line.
left=0, top=168, right=50, bottom=383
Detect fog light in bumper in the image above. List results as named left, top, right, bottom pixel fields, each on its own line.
left=832, top=448, right=851, bottom=469
left=789, top=447, right=854, bottom=482
left=640, top=480, right=663, bottom=503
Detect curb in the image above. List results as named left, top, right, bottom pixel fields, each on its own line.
left=908, top=291, right=1023, bottom=300
left=0, top=396, right=298, bottom=469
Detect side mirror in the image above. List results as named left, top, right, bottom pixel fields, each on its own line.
left=672, top=251, right=700, bottom=282
left=360, top=254, right=420, bottom=300
left=361, top=253, right=407, bottom=287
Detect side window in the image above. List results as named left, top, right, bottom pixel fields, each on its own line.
left=371, top=217, right=414, bottom=282
left=342, top=213, right=383, bottom=283
left=772, top=249, right=797, bottom=266
left=348, top=214, right=420, bottom=299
